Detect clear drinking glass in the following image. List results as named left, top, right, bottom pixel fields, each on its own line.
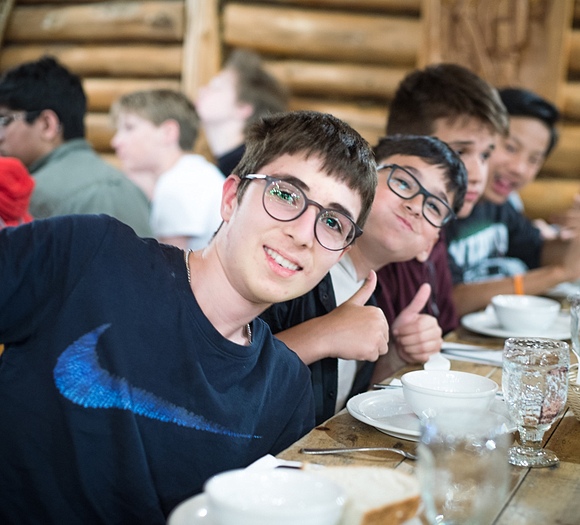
left=502, top=337, right=569, bottom=467
left=417, top=410, right=510, bottom=525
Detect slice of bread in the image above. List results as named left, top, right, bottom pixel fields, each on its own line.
left=313, top=466, right=421, bottom=525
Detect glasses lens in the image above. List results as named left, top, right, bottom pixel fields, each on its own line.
left=264, top=179, right=305, bottom=220
left=0, top=115, right=14, bottom=128
left=424, top=196, right=451, bottom=227
left=388, top=167, right=417, bottom=198
left=389, top=166, right=451, bottom=227
left=315, top=210, right=356, bottom=250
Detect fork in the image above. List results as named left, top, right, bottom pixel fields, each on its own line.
left=300, top=446, right=417, bottom=460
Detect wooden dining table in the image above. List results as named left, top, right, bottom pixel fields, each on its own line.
left=277, top=324, right=580, bottom=525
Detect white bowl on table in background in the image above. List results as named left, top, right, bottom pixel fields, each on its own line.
left=204, top=468, right=346, bottom=525
left=491, top=294, right=560, bottom=334
left=401, top=370, right=498, bottom=419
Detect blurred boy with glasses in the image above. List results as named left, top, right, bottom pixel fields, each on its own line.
left=0, top=110, right=376, bottom=523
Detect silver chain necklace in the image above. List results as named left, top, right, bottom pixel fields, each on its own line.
left=184, top=250, right=252, bottom=345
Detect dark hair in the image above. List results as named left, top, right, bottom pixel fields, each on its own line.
left=374, top=134, right=467, bottom=214
left=0, top=56, right=86, bottom=140
left=386, top=63, right=508, bottom=138
left=235, top=111, right=377, bottom=228
left=498, top=87, right=560, bottom=156
left=226, top=49, right=289, bottom=130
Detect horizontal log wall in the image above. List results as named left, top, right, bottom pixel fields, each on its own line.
left=0, top=0, right=186, bottom=162
left=220, top=0, right=580, bottom=220
left=0, top=0, right=579, bottom=220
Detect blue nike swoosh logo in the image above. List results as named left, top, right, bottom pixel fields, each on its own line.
left=53, top=324, right=259, bottom=439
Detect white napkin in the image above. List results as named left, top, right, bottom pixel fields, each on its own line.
left=246, top=454, right=303, bottom=471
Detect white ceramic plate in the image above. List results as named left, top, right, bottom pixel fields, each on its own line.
left=461, top=309, right=571, bottom=340
left=168, top=493, right=212, bottom=525
left=346, top=390, right=514, bottom=442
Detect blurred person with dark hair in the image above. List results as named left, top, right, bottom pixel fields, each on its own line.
left=197, top=49, right=289, bottom=176
left=0, top=56, right=151, bottom=236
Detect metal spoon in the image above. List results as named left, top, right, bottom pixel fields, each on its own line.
left=300, top=447, right=417, bottom=460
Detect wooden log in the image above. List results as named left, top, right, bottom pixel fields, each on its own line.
left=569, top=29, right=580, bottom=76
left=0, top=0, right=15, bottom=48
left=542, top=123, right=580, bottom=178
left=86, top=112, right=115, bottom=153
left=0, top=45, right=182, bottom=77
left=420, top=0, right=573, bottom=104
left=262, top=0, right=420, bottom=14
left=83, top=78, right=181, bottom=112
left=19, top=0, right=112, bottom=3
left=181, top=0, right=221, bottom=102
left=223, top=4, right=419, bottom=66
left=264, top=60, right=410, bottom=100
left=6, top=1, right=184, bottom=43
left=561, top=81, right=580, bottom=120
left=519, top=179, right=579, bottom=220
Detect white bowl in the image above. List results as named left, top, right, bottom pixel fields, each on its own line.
left=204, top=468, right=346, bottom=525
left=491, top=294, right=561, bottom=333
left=401, top=370, right=498, bottom=418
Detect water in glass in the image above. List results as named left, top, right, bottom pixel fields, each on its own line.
left=502, top=337, right=569, bottom=467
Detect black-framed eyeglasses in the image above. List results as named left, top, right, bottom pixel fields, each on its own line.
left=243, top=174, right=362, bottom=251
left=378, top=164, right=455, bottom=228
left=0, top=110, right=41, bottom=128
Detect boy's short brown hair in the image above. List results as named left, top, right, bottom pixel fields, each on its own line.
left=235, top=110, right=377, bottom=228
left=387, top=63, right=509, bottom=138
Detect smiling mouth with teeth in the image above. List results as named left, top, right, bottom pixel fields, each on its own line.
left=265, top=247, right=301, bottom=271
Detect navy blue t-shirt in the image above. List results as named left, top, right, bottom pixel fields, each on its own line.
left=0, top=215, right=314, bottom=524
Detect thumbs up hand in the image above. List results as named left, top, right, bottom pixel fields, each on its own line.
left=273, top=271, right=389, bottom=366
left=391, top=283, right=443, bottom=364
left=319, top=270, right=389, bottom=362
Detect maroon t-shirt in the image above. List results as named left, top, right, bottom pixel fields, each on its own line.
left=375, top=237, right=458, bottom=335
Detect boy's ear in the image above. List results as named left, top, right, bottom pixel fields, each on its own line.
left=37, top=109, right=63, bottom=142
left=220, top=175, right=241, bottom=222
left=235, top=102, right=254, bottom=121
left=160, top=119, right=181, bottom=145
